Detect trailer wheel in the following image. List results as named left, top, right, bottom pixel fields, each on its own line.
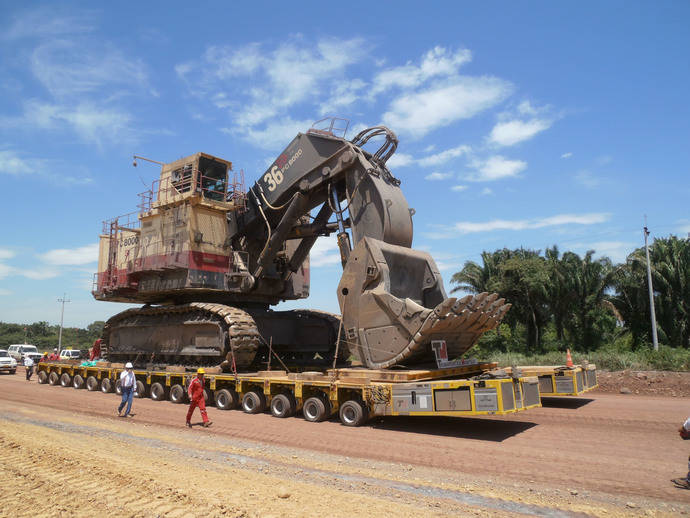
left=60, top=373, right=72, bottom=387
left=203, top=388, right=211, bottom=404
left=48, top=371, right=59, bottom=385
left=72, top=374, right=85, bottom=389
left=302, top=396, right=330, bottom=423
left=214, top=388, right=238, bottom=410
left=339, top=400, right=368, bottom=427
left=270, top=393, right=296, bottom=418
left=150, top=382, right=167, bottom=401
left=101, top=377, right=113, bottom=393
left=37, top=371, right=48, bottom=384
left=135, top=380, right=146, bottom=398
left=169, top=384, right=186, bottom=404
left=241, top=390, right=266, bottom=414
left=86, top=376, right=99, bottom=391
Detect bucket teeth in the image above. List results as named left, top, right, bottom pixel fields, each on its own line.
left=404, top=292, right=511, bottom=362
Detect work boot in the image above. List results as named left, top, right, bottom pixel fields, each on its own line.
left=672, top=478, right=690, bottom=489
left=203, top=421, right=212, bottom=428
left=186, top=421, right=192, bottom=428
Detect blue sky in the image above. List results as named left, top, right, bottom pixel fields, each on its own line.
left=1, top=2, right=688, bottom=328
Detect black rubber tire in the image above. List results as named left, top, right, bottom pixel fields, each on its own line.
left=338, top=399, right=368, bottom=427
left=115, top=379, right=123, bottom=395
left=150, top=382, right=167, bottom=401
left=214, top=388, right=238, bottom=410
left=135, top=380, right=146, bottom=398
left=60, top=373, right=72, bottom=387
left=37, top=371, right=48, bottom=384
left=169, top=384, right=186, bottom=404
left=48, top=371, right=59, bottom=385
left=203, top=388, right=211, bottom=404
left=270, top=393, right=296, bottom=418
left=241, top=390, right=266, bottom=414
left=10, top=369, right=16, bottom=375
left=302, top=396, right=331, bottom=423
left=72, top=374, right=85, bottom=389
left=101, top=377, right=113, bottom=393
left=86, top=376, right=99, bottom=391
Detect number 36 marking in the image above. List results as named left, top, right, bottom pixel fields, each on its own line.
left=263, top=166, right=284, bottom=192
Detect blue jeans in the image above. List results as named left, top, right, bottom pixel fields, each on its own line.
left=118, top=386, right=134, bottom=416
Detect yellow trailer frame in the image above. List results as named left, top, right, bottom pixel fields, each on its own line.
left=505, top=364, right=598, bottom=397
left=35, top=362, right=541, bottom=426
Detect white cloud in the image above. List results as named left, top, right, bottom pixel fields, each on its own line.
left=561, top=152, right=573, bottom=159
left=180, top=37, right=367, bottom=133
left=0, top=150, right=40, bottom=175
left=425, top=172, right=453, bottom=181
left=4, top=9, right=94, bottom=40
left=309, top=235, right=341, bottom=267
left=465, top=155, right=526, bottom=182
left=451, top=185, right=468, bottom=192
left=0, top=150, right=92, bottom=184
left=517, top=100, right=539, bottom=116
left=17, top=100, right=133, bottom=146
left=452, top=213, right=611, bottom=234
left=30, top=40, right=148, bottom=98
left=0, top=249, right=16, bottom=260
left=371, top=47, right=472, bottom=95
left=320, top=79, right=367, bottom=114
left=38, top=244, right=99, bottom=266
left=0, top=263, right=13, bottom=279
left=488, top=118, right=552, bottom=147
left=571, top=241, right=635, bottom=264
left=481, top=187, right=493, bottom=196
left=0, top=262, right=60, bottom=280
left=418, top=145, right=471, bottom=167
left=386, top=153, right=414, bottom=169
left=386, top=144, right=471, bottom=170
left=0, top=289, right=11, bottom=296
left=574, top=170, right=602, bottom=189
left=382, top=77, right=512, bottom=137
left=19, top=269, right=60, bottom=280
left=238, top=117, right=316, bottom=151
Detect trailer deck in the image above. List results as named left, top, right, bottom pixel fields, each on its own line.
left=35, top=361, right=542, bottom=426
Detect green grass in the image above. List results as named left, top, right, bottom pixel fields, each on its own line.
left=478, top=345, right=690, bottom=372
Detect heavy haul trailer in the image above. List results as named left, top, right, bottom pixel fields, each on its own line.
left=504, top=364, right=598, bottom=397
left=35, top=361, right=541, bottom=426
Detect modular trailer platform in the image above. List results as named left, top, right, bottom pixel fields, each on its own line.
left=35, top=361, right=541, bottom=426
left=504, top=364, right=598, bottom=397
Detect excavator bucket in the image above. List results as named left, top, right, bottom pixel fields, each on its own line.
left=337, top=237, right=511, bottom=369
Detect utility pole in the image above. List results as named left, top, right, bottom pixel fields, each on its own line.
left=57, top=293, right=71, bottom=353
left=643, top=217, right=659, bottom=351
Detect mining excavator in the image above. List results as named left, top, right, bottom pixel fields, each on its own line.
left=93, top=119, right=510, bottom=371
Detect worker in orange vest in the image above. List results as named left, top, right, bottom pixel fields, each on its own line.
left=186, top=368, right=212, bottom=428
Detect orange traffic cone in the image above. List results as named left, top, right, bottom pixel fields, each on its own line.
left=565, top=348, right=574, bottom=368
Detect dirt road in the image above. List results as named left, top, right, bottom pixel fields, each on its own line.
left=1, top=370, right=688, bottom=517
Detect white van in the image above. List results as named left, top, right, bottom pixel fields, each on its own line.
left=7, top=344, right=42, bottom=363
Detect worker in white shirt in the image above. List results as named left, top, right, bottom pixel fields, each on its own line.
left=24, top=356, right=34, bottom=381
left=117, top=362, right=137, bottom=417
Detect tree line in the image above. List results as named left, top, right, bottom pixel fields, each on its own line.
left=451, top=235, right=689, bottom=354
left=0, top=321, right=105, bottom=352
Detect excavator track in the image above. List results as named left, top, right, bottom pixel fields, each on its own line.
left=103, top=303, right=261, bottom=370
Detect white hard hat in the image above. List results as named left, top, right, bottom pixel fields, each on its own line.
left=125, top=362, right=133, bottom=369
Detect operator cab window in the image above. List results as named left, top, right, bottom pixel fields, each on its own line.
left=198, top=156, right=227, bottom=201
